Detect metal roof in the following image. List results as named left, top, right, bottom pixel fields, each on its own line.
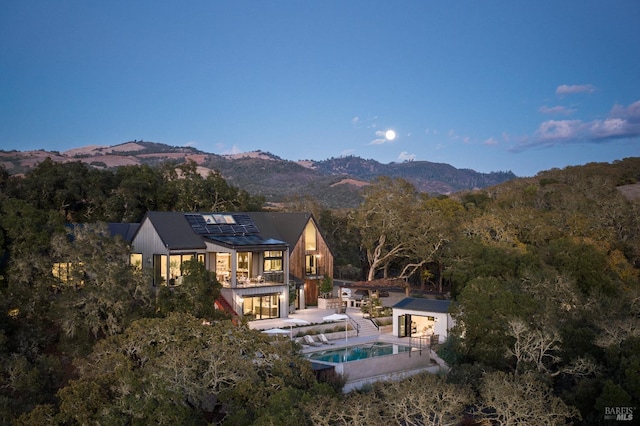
left=107, top=223, right=139, bottom=242
left=392, top=297, right=451, bottom=313
left=142, top=212, right=288, bottom=250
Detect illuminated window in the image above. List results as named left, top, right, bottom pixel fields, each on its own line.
left=130, top=253, right=143, bottom=269
left=304, top=222, right=317, bottom=251
left=264, top=251, right=283, bottom=271
left=52, top=262, right=84, bottom=287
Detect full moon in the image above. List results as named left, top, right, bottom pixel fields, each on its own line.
left=385, top=129, right=396, bottom=141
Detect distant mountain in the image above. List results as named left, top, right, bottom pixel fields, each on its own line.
left=0, top=141, right=517, bottom=209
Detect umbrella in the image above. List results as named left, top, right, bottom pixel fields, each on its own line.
left=323, top=313, right=350, bottom=342
left=262, top=328, right=290, bottom=336
left=283, top=318, right=310, bottom=339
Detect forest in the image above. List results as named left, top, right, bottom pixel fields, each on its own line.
left=0, top=156, right=639, bottom=425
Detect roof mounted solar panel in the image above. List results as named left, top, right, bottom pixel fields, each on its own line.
left=185, top=213, right=260, bottom=236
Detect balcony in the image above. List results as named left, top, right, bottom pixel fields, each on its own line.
left=219, top=271, right=285, bottom=288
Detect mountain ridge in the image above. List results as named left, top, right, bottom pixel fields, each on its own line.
left=0, top=141, right=517, bottom=208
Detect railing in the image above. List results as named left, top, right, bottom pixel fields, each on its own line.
left=219, top=271, right=285, bottom=288
left=409, top=335, right=431, bottom=356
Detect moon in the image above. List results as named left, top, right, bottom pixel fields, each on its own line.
left=385, top=129, right=396, bottom=141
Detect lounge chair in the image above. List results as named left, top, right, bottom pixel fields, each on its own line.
left=319, top=334, right=335, bottom=345
left=303, top=335, right=322, bottom=347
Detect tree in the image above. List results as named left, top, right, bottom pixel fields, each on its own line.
left=351, top=177, right=419, bottom=281
left=155, top=258, right=221, bottom=320
left=50, top=223, right=153, bottom=345
left=27, top=313, right=318, bottom=424
left=477, top=371, right=580, bottom=425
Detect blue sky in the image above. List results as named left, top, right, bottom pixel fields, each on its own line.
left=1, top=1, right=639, bottom=176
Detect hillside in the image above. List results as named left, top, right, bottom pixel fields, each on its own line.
left=1, top=141, right=517, bottom=208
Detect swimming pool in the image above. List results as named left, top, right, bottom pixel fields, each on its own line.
left=306, top=341, right=415, bottom=363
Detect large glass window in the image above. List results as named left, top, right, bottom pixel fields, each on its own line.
left=169, top=254, right=198, bottom=285
left=304, top=222, right=317, bottom=251
left=242, top=294, right=280, bottom=319
left=264, top=250, right=283, bottom=271
left=237, top=252, right=250, bottom=281
left=216, top=253, right=231, bottom=284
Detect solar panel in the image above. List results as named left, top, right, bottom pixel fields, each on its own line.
left=185, top=213, right=260, bottom=235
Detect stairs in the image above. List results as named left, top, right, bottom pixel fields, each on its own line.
left=346, top=309, right=380, bottom=338
left=215, top=296, right=238, bottom=317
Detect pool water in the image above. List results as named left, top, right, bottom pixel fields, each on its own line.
left=306, top=342, right=415, bottom=363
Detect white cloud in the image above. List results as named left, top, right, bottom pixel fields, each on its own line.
left=352, top=116, right=359, bottom=124
left=539, top=105, right=576, bottom=115
left=484, top=137, right=499, bottom=146
left=184, top=141, right=198, bottom=147
left=341, top=149, right=355, bottom=156
left=556, top=84, right=597, bottom=95
left=398, top=151, right=416, bottom=162
left=511, top=100, right=640, bottom=152
left=219, top=144, right=243, bottom=155
left=369, top=129, right=397, bottom=145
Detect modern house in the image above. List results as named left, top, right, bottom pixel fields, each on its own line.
left=128, top=211, right=333, bottom=320
left=391, top=297, right=454, bottom=344
left=245, top=212, right=333, bottom=308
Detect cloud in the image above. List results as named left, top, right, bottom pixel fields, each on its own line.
left=341, top=149, right=355, bottom=156
left=398, top=151, right=416, bottom=162
left=218, top=144, right=243, bottom=155
left=184, top=141, right=198, bottom=147
left=511, top=100, right=640, bottom=152
left=369, top=130, right=396, bottom=145
left=484, top=137, right=499, bottom=146
left=556, top=84, right=597, bottom=95
left=351, top=116, right=359, bottom=124
left=539, top=105, right=576, bottom=115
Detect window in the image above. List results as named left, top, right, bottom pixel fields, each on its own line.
left=304, top=221, right=317, bottom=251
left=130, top=253, right=143, bottom=269
left=305, top=254, right=318, bottom=276
left=237, top=252, right=251, bottom=279
left=216, top=253, right=231, bottom=283
left=242, top=294, right=280, bottom=319
left=52, top=262, right=84, bottom=287
left=264, top=250, right=283, bottom=272
left=154, top=254, right=167, bottom=286
left=169, top=254, right=200, bottom=285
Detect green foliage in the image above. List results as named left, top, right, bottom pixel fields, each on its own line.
left=319, top=274, right=333, bottom=297
left=155, top=259, right=221, bottom=320
left=33, top=313, right=319, bottom=424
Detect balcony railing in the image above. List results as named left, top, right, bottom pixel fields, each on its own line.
left=219, top=271, right=285, bottom=288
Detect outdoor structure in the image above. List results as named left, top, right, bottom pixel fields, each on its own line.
left=127, top=211, right=333, bottom=320
left=391, top=297, right=454, bottom=344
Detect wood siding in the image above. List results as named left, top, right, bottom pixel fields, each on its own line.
left=289, top=218, right=334, bottom=306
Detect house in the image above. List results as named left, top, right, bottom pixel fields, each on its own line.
left=391, top=297, right=454, bottom=344
left=245, top=212, right=333, bottom=308
left=128, top=211, right=333, bottom=320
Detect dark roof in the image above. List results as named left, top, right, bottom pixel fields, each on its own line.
left=145, top=212, right=207, bottom=250
left=245, top=212, right=311, bottom=247
left=142, top=212, right=287, bottom=250
left=107, top=223, right=139, bottom=242
left=392, top=297, right=451, bottom=313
